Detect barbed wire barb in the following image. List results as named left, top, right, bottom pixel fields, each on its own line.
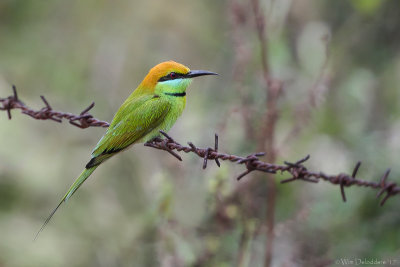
left=145, top=131, right=400, bottom=206
left=1, top=87, right=400, bottom=205
left=0, top=85, right=109, bottom=128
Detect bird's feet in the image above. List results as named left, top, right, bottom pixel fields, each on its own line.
left=144, top=131, right=182, bottom=161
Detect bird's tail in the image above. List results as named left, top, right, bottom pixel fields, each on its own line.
left=34, top=166, right=98, bottom=240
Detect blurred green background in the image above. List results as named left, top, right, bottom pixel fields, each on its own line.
left=0, top=0, right=399, bottom=266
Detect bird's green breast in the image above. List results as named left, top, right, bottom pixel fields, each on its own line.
left=140, top=94, right=186, bottom=142
left=138, top=78, right=191, bottom=142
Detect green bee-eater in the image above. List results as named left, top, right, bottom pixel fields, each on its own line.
left=36, top=61, right=217, bottom=238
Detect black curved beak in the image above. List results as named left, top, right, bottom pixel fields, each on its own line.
left=186, top=70, right=218, bottom=78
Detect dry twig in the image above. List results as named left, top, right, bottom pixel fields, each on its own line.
left=249, top=0, right=280, bottom=265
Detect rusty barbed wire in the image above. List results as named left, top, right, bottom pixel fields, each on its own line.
left=1, top=87, right=399, bottom=205
left=145, top=131, right=400, bottom=206
left=0, top=85, right=109, bottom=128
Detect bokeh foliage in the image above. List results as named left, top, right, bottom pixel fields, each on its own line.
left=0, top=0, right=399, bottom=266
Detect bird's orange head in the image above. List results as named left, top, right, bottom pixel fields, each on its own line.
left=140, top=61, right=190, bottom=89
left=138, top=61, right=217, bottom=94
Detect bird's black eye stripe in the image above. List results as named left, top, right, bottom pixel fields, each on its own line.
left=158, top=72, right=185, bottom=82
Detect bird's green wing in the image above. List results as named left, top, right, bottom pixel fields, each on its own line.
left=87, top=94, right=171, bottom=167
left=35, top=95, right=171, bottom=239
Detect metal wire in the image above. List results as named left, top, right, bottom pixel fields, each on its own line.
left=0, top=85, right=109, bottom=128
left=145, top=131, right=400, bottom=206
left=1, top=86, right=399, bottom=205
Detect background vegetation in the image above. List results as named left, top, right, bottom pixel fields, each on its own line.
left=0, top=0, right=399, bottom=266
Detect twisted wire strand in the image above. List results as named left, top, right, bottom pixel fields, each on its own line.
left=0, top=85, right=109, bottom=128
left=2, top=86, right=399, bottom=205
left=145, top=131, right=399, bottom=206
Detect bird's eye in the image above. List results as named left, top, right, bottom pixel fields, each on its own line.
left=169, top=72, right=177, bottom=79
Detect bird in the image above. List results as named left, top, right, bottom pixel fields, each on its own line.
left=35, top=60, right=217, bottom=239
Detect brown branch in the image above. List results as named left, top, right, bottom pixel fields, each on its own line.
left=250, top=0, right=280, bottom=266
left=2, top=87, right=399, bottom=206
left=228, top=0, right=257, bottom=141
left=0, top=85, right=109, bottom=128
